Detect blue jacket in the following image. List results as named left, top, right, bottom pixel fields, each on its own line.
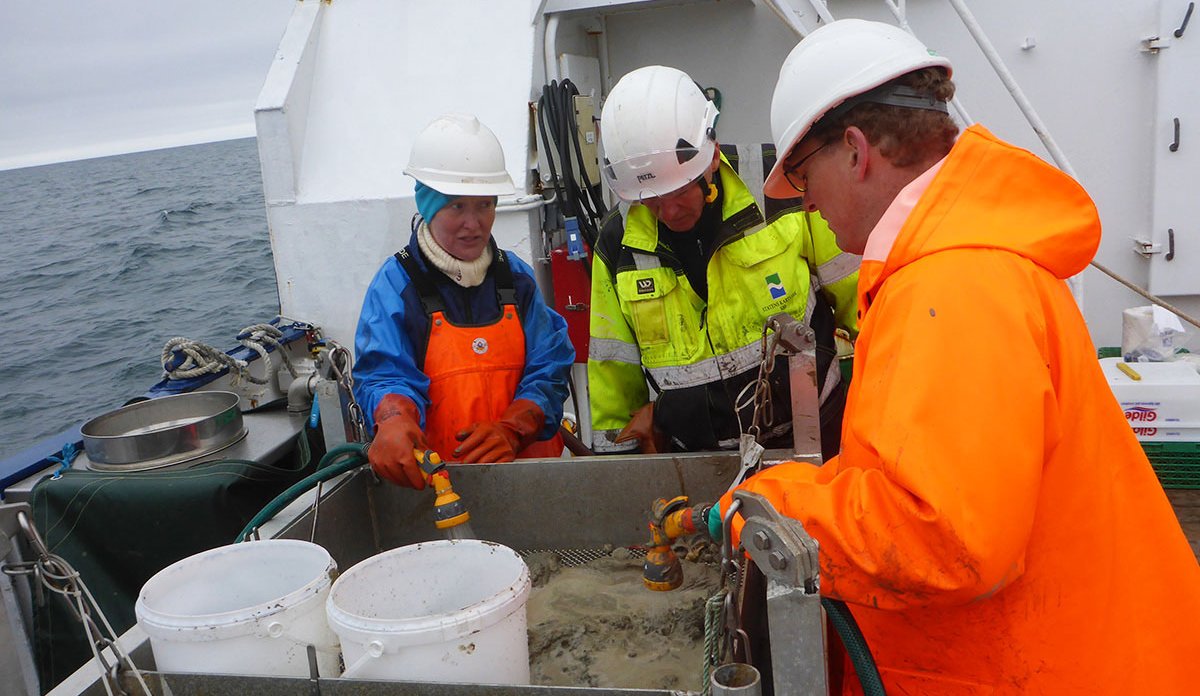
left=352, top=231, right=574, bottom=439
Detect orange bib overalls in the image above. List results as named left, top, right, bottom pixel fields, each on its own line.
left=395, top=247, right=563, bottom=461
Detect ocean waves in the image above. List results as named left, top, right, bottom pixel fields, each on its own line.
left=0, top=138, right=281, bottom=461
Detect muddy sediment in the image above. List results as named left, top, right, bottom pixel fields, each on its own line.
left=526, top=546, right=722, bottom=690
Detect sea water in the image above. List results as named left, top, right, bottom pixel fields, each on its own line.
left=0, top=138, right=280, bottom=462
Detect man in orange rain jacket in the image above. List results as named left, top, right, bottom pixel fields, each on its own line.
left=718, top=19, right=1200, bottom=694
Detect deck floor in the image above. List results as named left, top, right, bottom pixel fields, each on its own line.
left=1168, top=489, right=1200, bottom=562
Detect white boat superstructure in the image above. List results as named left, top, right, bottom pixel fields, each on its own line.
left=256, top=0, right=1200, bottom=359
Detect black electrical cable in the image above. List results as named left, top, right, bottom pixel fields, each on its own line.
left=538, top=83, right=584, bottom=252
left=537, top=79, right=607, bottom=249
left=547, top=82, right=588, bottom=236
left=554, top=80, right=605, bottom=225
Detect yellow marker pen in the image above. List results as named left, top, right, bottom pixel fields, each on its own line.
left=1116, top=362, right=1142, bottom=381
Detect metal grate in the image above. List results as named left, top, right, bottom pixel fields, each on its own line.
left=518, top=547, right=645, bottom=567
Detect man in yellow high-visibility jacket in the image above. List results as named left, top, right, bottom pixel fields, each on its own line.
left=589, top=65, right=859, bottom=457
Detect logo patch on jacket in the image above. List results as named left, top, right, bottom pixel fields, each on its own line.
left=765, top=273, right=787, bottom=300
left=472, top=338, right=489, bottom=355
left=636, top=278, right=655, bottom=295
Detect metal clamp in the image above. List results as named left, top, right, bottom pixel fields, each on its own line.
left=731, top=490, right=827, bottom=695
left=1133, top=237, right=1163, bottom=257
left=766, top=313, right=816, bottom=354
left=764, top=313, right=821, bottom=456
left=733, top=490, right=820, bottom=594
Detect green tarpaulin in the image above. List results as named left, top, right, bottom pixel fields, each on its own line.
left=29, top=430, right=318, bottom=692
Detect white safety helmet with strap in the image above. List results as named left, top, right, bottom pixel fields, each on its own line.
left=404, top=113, right=516, bottom=196
left=599, top=65, right=720, bottom=202
left=763, top=19, right=954, bottom=199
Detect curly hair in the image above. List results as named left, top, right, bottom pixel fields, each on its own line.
left=809, top=68, right=959, bottom=168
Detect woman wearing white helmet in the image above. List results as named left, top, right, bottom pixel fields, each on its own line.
left=721, top=18, right=1199, bottom=694
left=352, top=114, right=573, bottom=488
left=588, top=65, right=860, bottom=457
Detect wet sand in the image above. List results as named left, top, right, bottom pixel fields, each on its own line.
left=526, top=547, right=722, bottom=690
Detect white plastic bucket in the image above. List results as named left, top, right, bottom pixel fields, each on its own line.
left=135, top=539, right=340, bottom=677
left=326, top=539, right=531, bottom=684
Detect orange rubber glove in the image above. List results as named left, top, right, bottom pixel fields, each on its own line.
left=614, top=402, right=669, bottom=453
left=368, top=394, right=429, bottom=489
left=454, top=398, right=546, bottom=463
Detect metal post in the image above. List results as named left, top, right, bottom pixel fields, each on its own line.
left=711, top=662, right=763, bottom=695
left=735, top=490, right=828, bottom=696
left=766, top=314, right=821, bottom=458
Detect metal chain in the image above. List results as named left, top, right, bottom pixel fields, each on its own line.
left=720, top=498, right=751, bottom=669
left=734, top=324, right=782, bottom=441
left=326, top=341, right=368, bottom=443
left=700, top=498, right=749, bottom=695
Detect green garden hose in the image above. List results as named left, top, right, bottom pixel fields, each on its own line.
left=235, top=443, right=369, bottom=542
left=823, top=596, right=886, bottom=696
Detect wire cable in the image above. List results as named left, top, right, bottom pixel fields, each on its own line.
left=537, top=79, right=607, bottom=249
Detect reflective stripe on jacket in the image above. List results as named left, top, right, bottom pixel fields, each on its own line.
left=730, top=125, right=1200, bottom=693
left=588, top=154, right=859, bottom=451
left=352, top=229, right=573, bottom=442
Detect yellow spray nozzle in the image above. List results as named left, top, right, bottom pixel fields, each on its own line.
left=413, top=449, right=471, bottom=530
left=642, top=496, right=697, bottom=591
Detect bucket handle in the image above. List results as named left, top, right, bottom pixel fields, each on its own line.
left=341, top=640, right=385, bottom=678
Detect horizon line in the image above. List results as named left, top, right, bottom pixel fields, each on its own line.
left=0, top=122, right=259, bottom=173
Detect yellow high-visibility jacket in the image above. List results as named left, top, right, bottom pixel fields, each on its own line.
left=588, top=155, right=859, bottom=452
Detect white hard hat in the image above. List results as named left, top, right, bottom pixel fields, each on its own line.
left=404, top=113, right=516, bottom=196
left=599, top=65, right=720, bottom=201
left=764, top=19, right=953, bottom=199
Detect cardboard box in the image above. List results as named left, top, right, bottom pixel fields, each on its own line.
left=1100, top=357, right=1200, bottom=441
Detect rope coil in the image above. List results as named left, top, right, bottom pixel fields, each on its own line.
left=161, top=323, right=296, bottom=386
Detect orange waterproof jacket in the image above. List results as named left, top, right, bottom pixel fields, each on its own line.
left=731, top=126, right=1200, bottom=694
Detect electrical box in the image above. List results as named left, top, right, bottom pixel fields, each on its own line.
left=573, top=95, right=601, bottom=188
left=533, top=92, right=601, bottom=194
left=550, top=244, right=592, bottom=363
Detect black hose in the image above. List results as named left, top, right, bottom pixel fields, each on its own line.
left=537, top=79, right=606, bottom=249
left=822, top=596, right=886, bottom=696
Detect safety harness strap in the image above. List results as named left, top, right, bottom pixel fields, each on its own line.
left=394, top=243, right=518, bottom=315
left=394, top=243, right=520, bottom=369
left=395, top=246, right=447, bottom=315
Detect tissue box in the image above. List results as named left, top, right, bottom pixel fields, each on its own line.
left=1100, top=357, right=1200, bottom=441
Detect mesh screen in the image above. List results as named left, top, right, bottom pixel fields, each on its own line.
left=518, top=547, right=646, bottom=567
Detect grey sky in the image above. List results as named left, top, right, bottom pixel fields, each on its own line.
left=0, top=1, right=295, bottom=170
